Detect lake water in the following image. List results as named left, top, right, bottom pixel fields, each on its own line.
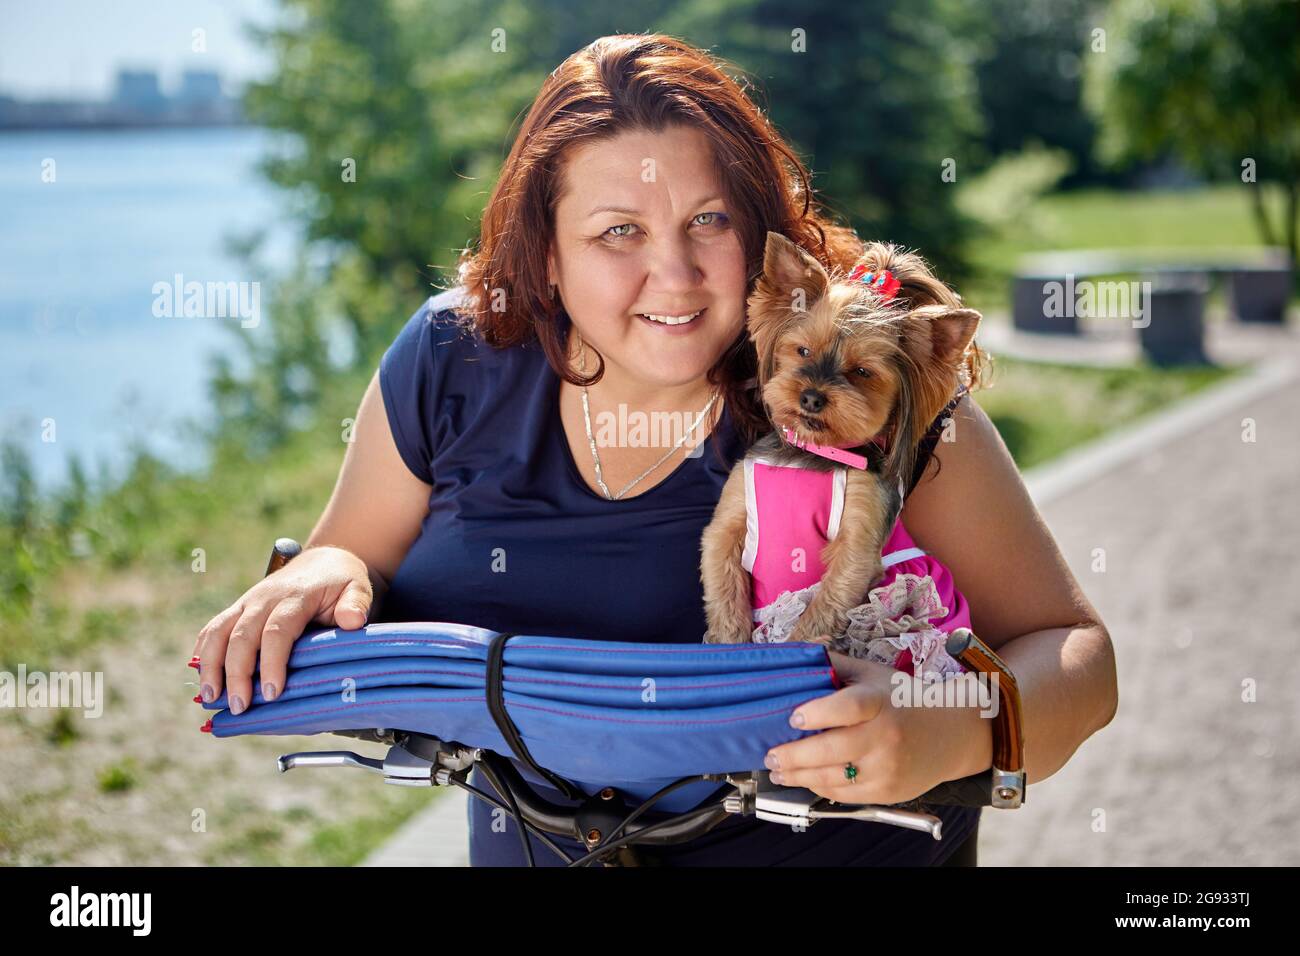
left=0, top=126, right=296, bottom=488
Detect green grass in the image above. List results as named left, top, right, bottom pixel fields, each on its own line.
left=963, top=183, right=1289, bottom=314
left=954, top=183, right=1273, bottom=468
left=292, top=788, right=442, bottom=866
left=1019, top=184, right=1267, bottom=249
left=202, top=782, right=441, bottom=867
left=96, top=759, right=138, bottom=794
left=975, top=354, right=1244, bottom=470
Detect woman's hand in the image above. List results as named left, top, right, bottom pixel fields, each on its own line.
left=191, top=545, right=377, bottom=715
left=763, top=650, right=991, bottom=805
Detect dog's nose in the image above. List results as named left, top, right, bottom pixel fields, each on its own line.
left=799, top=388, right=826, bottom=414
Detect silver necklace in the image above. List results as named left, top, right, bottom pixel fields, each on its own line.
left=575, top=331, right=720, bottom=501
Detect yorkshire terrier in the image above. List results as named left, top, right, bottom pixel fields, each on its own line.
left=700, top=231, right=981, bottom=656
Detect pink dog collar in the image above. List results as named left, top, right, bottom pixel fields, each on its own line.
left=781, top=427, right=885, bottom=470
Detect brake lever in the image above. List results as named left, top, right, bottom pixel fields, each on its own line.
left=277, top=734, right=480, bottom=788
left=278, top=750, right=385, bottom=774
left=807, top=798, right=943, bottom=838
left=717, top=770, right=943, bottom=838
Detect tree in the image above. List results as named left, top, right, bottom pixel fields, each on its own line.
left=967, top=0, right=1103, bottom=187
left=242, top=0, right=551, bottom=358
left=1086, top=0, right=1300, bottom=260
left=665, top=0, right=984, bottom=278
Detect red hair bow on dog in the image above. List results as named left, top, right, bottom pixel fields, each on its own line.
left=847, top=264, right=901, bottom=301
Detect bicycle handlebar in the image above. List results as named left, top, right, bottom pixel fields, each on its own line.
left=254, top=538, right=1024, bottom=865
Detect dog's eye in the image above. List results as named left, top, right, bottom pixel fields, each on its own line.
left=797, top=346, right=811, bottom=358
left=852, top=366, right=871, bottom=378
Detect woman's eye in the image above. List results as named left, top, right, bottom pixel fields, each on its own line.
left=797, top=346, right=811, bottom=358
left=602, top=212, right=727, bottom=242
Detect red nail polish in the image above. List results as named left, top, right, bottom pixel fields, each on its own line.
left=193, top=694, right=203, bottom=703
left=188, top=657, right=201, bottom=670
left=200, top=718, right=213, bottom=733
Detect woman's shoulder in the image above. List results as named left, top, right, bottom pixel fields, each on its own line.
left=905, top=383, right=970, bottom=497
left=383, top=285, right=544, bottom=380
left=378, top=286, right=546, bottom=483
left=397, top=285, right=483, bottom=355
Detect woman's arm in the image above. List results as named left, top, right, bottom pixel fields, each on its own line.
left=304, top=369, right=432, bottom=610
left=193, top=370, right=431, bottom=711
left=900, top=392, right=1119, bottom=783
left=765, top=392, right=1118, bottom=801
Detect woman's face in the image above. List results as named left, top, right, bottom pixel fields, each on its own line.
left=548, top=123, right=748, bottom=391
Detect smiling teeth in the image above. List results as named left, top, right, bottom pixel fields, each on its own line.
left=641, top=311, right=701, bottom=325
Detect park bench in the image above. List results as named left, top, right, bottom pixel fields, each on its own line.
left=1011, top=247, right=1293, bottom=365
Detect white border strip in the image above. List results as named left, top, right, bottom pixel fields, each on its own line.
left=740, top=457, right=760, bottom=573
left=882, top=547, right=928, bottom=568
left=826, top=467, right=846, bottom=541
left=1022, top=356, right=1298, bottom=506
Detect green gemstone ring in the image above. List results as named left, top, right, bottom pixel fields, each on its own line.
left=844, top=762, right=858, bottom=781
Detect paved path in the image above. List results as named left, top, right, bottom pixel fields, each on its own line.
left=366, top=323, right=1300, bottom=867
left=981, top=336, right=1300, bottom=865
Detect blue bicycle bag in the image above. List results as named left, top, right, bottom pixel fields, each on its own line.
left=199, top=623, right=839, bottom=812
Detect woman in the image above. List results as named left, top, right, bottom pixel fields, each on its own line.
left=192, top=34, right=1117, bottom=866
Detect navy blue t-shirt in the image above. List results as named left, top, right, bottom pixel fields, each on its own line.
left=377, top=287, right=979, bottom=866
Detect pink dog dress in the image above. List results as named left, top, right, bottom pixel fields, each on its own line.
left=740, top=454, right=970, bottom=682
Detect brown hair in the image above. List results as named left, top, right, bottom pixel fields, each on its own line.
left=448, top=33, right=985, bottom=450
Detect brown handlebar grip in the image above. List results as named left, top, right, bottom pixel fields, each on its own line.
left=264, top=538, right=303, bottom=578
left=945, top=628, right=1025, bottom=775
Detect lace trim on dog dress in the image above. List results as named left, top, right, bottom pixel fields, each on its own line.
left=751, top=573, right=966, bottom=682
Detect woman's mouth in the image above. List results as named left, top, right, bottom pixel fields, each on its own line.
left=637, top=307, right=706, bottom=333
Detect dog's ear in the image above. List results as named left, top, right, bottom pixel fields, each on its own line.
left=746, top=232, right=829, bottom=386
left=905, top=306, right=981, bottom=367
left=881, top=306, right=981, bottom=486
left=748, top=232, right=828, bottom=332
left=757, top=231, right=829, bottom=302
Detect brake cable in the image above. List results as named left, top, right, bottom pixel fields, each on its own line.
left=580, top=774, right=712, bottom=865
left=454, top=766, right=577, bottom=866
left=568, top=803, right=729, bottom=867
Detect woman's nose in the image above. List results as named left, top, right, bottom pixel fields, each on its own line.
left=644, top=233, right=704, bottom=291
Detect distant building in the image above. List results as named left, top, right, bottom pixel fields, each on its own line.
left=112, top=69, right=168, bottom=116
left=178, top=70, right=223, bottom=104
left=0, top=66, right=243, bottom=130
